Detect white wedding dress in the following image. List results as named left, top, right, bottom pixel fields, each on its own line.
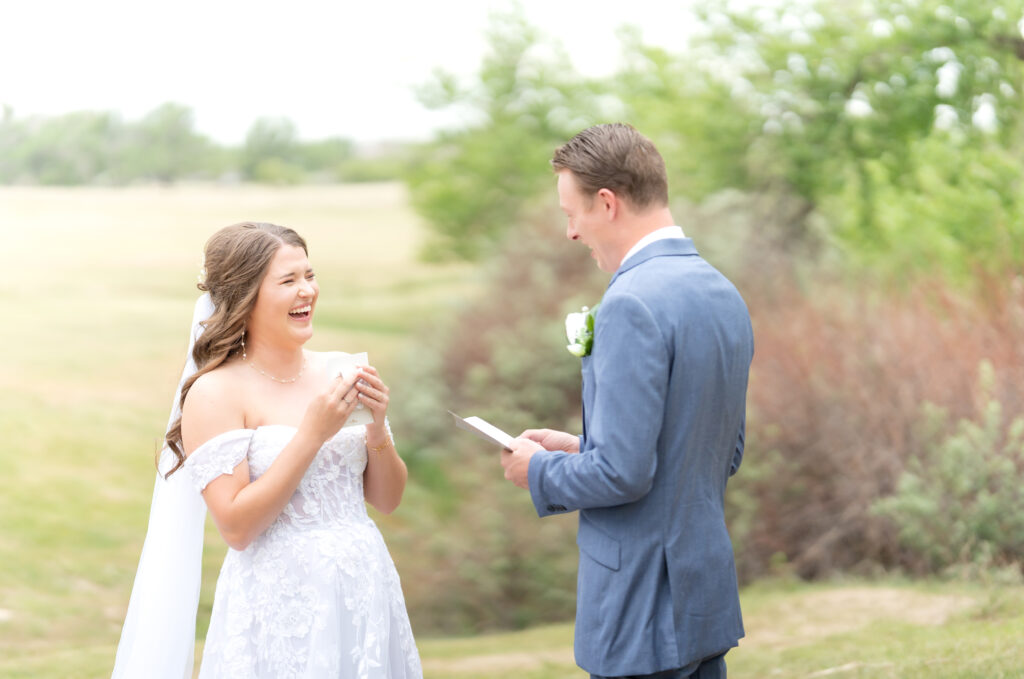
left=183, top=423, right=422, bottom=679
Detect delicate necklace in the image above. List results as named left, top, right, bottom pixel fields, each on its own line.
left=241, top=336, right=306, bottom=384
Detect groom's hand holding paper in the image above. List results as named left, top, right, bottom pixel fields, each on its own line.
left=500, top=437, right=543, bottom=490
left=520, top=428, right=580, bottom=454
left=501, top=429, right=576, bottom=490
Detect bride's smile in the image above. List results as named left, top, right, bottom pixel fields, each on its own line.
left=288, top=303, right=312, bottom=320
left=247, top=244, right=319, bottom=350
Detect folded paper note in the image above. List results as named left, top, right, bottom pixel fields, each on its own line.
left=448, top=411, right=515, bottom=450
left=324, top=352, right=374, bottom=429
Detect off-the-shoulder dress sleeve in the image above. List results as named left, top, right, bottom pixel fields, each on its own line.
left=183, top=429, right=255, bottom=492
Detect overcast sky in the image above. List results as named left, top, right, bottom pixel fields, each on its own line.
left=1, top=0, right=698, bottom=144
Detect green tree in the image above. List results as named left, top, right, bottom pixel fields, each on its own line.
left=406, top=2, right=1024, bottom=278
left=404, top=10, right=609, bottom=261
left=296, top=137, right=353, bottom=174
left=12, top=110, right=127, bottom=185
left=0, top=106, right=26, bottom=182
left=631, top=0, right=1024, bottom=278
left=121, top=103, right=212, bottom=182
left=241, top=117, right=303, bottom=184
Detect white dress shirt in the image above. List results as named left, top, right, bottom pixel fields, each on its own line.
left=619, top=225, right=686, bottom=268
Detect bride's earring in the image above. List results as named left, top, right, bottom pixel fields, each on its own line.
left=241, top=330, right=247, bottom=359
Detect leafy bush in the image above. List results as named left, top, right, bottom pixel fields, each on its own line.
left=873, top=361, right=1024, bottom=575
left=731, top=274, right=1024, bottom=580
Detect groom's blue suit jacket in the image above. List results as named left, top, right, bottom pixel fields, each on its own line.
left=528, top=238, right=753, bottom=676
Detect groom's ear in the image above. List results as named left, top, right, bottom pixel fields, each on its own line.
left=596, top=187, right=619, bottom=221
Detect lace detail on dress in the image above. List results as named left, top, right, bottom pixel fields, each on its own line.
left=195, top=424, right=422, bottom=679
left=184, top=429, right=255, bottom=492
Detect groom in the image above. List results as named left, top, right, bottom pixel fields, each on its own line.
left=501, top=123, right=754, bottom=679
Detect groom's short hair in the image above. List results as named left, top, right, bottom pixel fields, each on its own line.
left=551, top=123, right=669, bottom=211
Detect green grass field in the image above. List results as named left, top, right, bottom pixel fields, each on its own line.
left=1, top=184, right=1022, bottom=678
left=417, top=579, right=1024, bottom=679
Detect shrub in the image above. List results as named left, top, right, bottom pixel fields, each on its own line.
left=732, top=274, right=1024, bottom=580
left=872, top=361, right=1024, bottom=575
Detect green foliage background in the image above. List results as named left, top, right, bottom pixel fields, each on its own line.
left=405, top=1, right=1024, bottom=280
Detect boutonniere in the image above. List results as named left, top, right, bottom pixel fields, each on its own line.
left=565, top=303, right=600, bottom=357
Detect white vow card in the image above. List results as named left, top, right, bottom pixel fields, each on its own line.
left=324, top=352, right=374, bottom=428
left=448, top=411, right=515, bottom=450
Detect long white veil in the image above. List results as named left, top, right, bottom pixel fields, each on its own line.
left=112, top=293, right=214, bottom=678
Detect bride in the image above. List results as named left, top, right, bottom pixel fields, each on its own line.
left=112, top=222, right=422, bottom=678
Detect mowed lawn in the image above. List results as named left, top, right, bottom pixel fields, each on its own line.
left=2, top=185, right=1023, bottom=678
left=416, top=579, right=1024, bottom=679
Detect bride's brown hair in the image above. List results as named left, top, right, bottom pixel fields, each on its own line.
left=162, top=221, right=308, bottom=477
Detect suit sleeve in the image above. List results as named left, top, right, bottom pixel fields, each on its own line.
left=529, top=292, right=668, bottom=516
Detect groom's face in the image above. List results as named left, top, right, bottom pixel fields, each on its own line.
left=557, top=170, right=616, bottom=272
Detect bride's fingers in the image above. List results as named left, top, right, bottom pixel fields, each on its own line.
left=342, top=386, right=360, bottom=408
left=360, top=367, right=391, bottom=393
left=360, top=378, right=387, bottom=401
left=357, top=383, right=388, bottom=408
left=327, top=382, right=359, bottom=418
left=362, top=391, right=389, bottom=411
left=357, top=369, right=388, bottom=393
left=329, top=371, right=360, bottom=398
left=325, top=374, right=348, bottom=403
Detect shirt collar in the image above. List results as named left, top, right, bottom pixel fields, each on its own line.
left=619, top=226, right=686, bottom=268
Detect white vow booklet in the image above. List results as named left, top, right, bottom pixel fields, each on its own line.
left=324, top=352, right=374, bottom=428
left=449, top=411, right=515, bottom=450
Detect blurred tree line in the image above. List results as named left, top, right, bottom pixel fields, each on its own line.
left=387, top=0, right=1024, bottom=634
left=0, top=103, right=407, bottom=184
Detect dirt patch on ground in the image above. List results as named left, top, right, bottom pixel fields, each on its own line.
left=742, top=586, right=977, bottom=650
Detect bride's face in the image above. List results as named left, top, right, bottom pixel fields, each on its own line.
left=247, top=244, right=319, bottom=348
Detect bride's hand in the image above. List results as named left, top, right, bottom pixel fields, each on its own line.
left=355, top=366, right=390, bottom=435
left=299, top=372, right=361, bottom=445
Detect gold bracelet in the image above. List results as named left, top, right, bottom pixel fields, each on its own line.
left=366, top=436, right=393, bottom=454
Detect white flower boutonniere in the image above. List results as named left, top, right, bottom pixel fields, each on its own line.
left=565, top=303, right=600, bottom=357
